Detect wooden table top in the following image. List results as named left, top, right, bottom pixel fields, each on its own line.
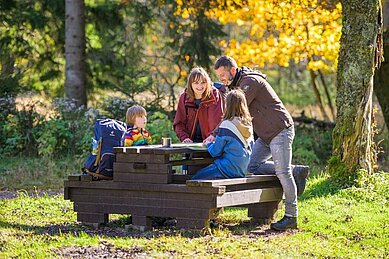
left=114, top=143, right=208, bottom=154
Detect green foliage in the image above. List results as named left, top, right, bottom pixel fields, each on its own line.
left=163, top=1, right=226, bottom=69
left=292, top=123, right=333, bottom=171
left=35, top=119, right=73, bottom=156
left=0, top=0, right=65, bottom=96
left=0, top=96, right=44, bottom=156
left=0, top=97, right=97, bottom=158
left=147, top=111, right=179, bottom=144
left=86, top=1, right=156, bottom=101
left=0, top=95, right=182, bottom=158
left=99, top=97, right=135, bottom=121
left=36, top=98, right=97, bottom=157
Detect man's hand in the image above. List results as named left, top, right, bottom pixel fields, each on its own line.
left=182, top=138, right=193, bottom=144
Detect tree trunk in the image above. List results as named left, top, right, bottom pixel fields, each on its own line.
left=374, top=32, right=389, bottom=131
left=65, top=0, right=87, bottom=107
left=310, top=70, right=330, bottom=121
left=330, top=0, right=383, bottom=181
left=374, top=0, right=389, bottom=130
left=318, top=69, right=336, bottom=121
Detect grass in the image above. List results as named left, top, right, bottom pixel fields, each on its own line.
left=1, top=171, right=388, bottom=258
left=0, top=155, right=82, bottom=190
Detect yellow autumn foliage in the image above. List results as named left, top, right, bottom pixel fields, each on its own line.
left=175, top=0, right=342, bottom=72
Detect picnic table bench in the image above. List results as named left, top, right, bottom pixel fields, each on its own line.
left=64, top=144, right=283, bottom=230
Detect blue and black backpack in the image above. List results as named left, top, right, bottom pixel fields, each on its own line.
left=83, top=119, right=126, bottom=180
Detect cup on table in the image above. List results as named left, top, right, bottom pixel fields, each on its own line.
left=162, top=137, right=172, bottom=147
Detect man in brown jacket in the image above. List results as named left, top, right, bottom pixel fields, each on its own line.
left=214, top=55, right=309, bottom=231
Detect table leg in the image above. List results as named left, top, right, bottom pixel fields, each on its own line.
left=131, top=215, right=152, bottom=230
left=247, top=201, right=281, bottom=225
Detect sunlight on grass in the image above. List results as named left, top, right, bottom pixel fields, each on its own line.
left=1, top=172, right=388, bottom=258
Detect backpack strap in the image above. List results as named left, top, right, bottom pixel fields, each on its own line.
left=94, top=137, right=103, bottom=167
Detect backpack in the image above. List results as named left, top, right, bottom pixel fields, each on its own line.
left=82, top=119, right=126, bottom=180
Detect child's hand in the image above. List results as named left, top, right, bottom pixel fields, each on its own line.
left=203, top=135, right=215, bottom=144
left=203, top=140, right=211, bottom=145
left=182, top=138, right=193, bottom=144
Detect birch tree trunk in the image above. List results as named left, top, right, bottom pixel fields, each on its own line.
left=330, top=0, right=383, bottom=182
left=65, top=0, right=87, bottom=107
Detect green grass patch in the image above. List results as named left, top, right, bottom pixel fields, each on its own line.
left=0, top=155, right=81, bottom=190
left=1, top=172, right=388, bottom=258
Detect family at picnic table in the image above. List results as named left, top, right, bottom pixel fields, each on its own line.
left=122, top=55, right=309, bottom=231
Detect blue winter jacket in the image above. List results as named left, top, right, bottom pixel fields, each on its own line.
left=206, top=119, right=254, bottom=178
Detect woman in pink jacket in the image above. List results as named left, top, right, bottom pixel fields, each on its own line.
left=173, top=67, right=224, bottom=143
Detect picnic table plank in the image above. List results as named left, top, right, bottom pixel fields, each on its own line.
left=70, top=194, right=216, bottom=209
left=216, top=187, right=283, bottom=207
left=186, top=175, right=279, bottom=187
left=68, top=186, right=219, bottom=201
left=64, top=180, right=225, bottom=195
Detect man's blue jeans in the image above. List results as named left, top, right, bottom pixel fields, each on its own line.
left=247, top=125, right=297, bottom=217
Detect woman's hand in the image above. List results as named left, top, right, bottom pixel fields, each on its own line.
left=182, top=138, right=193, bottom=144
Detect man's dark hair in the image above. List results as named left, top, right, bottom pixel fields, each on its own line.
left=214, top=55, right=238, bottom=70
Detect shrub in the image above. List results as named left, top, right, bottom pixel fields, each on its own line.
left=35, top=98, right=99, bottom=157
left=147, top=111, right=179, bottom=144
left=293, top=123, right=333, bottom=170
left=100, top=97, right=135, bottom=121
left=0, top=95, right=44, bottom=156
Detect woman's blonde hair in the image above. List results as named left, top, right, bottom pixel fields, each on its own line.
left=185, top=67, right=212, bottom=101
left=223, top=89, right=252, bottom=125
left=126, top=105, right=147, bottom=125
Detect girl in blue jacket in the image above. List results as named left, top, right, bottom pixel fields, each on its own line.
left=192, top=89, right=254, bottom=179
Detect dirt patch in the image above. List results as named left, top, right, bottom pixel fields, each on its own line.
left=57, top=241, right=150, bottom=259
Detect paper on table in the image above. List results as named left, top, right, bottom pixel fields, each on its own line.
left=171, top=142, right=206, bottom=150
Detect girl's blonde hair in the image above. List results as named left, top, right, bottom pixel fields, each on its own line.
left=126, top=105, right=147, bottom=125
left=185, top=67, right=212, bottom=101
left=223, top=89, right=252, bottom=125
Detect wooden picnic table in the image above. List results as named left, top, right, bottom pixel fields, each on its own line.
left=64, top=143, right=283, bottom=230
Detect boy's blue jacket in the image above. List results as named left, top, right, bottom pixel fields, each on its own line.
left=206, top=118, right=254, bottom=178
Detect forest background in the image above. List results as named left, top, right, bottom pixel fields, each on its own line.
left=1, top=0, right=389, bottom=257
left=0, top=0, right=388, bottom=188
